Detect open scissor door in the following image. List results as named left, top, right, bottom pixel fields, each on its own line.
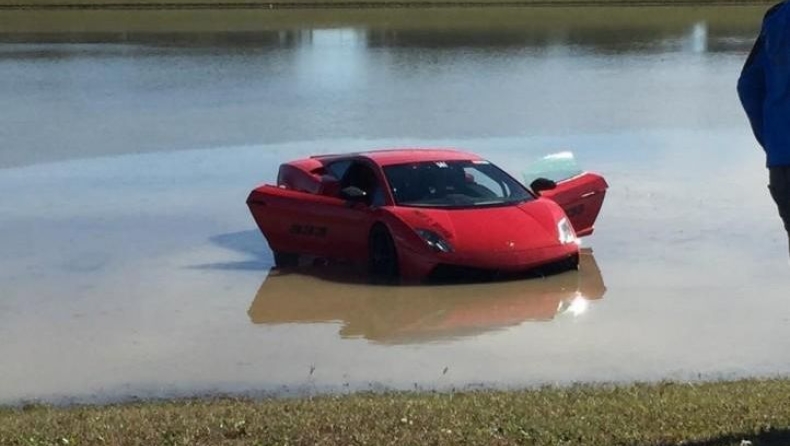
left=524, top=152, right=608, bottom=237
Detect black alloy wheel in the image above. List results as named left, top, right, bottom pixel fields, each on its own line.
left=368, top=224, right=399, bottom=282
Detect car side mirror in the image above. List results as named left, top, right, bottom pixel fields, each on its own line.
left=530, top=177, right=557, bottom=195
left=340, top=186, right=368, bottom=202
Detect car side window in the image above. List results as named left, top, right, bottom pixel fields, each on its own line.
left=340, top=161, right=385, bottom=207
left=326, top=160, right=352, bottom=180
left=370, top=187, right=385, bottom=207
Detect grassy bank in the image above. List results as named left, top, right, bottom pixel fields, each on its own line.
left=0, top=0, right=776, bottom=9
left=3, top=379, right=790, bottom=446
left=0, top=0, right=772, bottom=38
left=0, top=5, right=769, bottom=36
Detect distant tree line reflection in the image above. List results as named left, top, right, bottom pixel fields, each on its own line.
left=0, top=19, right=759, bottom=54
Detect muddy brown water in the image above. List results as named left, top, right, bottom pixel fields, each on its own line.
left=2, top=6, right=790, bottom=405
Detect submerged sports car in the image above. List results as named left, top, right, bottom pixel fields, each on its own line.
left=247, top=148, right=607, bottom=281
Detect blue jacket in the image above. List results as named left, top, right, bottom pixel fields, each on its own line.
left=737, top=1, right=790, bottom=168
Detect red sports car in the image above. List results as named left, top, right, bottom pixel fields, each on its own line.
left=247, top=148, right=607, bottom=282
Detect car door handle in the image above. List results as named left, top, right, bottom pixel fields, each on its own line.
left=580, top=191, right=597, bottom=198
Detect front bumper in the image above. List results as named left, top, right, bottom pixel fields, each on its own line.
left=398, top=243, right=580, bottom=282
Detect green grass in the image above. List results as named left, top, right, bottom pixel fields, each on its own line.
left=0, top=0, right=776, bottom=9
left=0, top=4, right=770, bottom=35
left=3, top=379, right=790, bottom=446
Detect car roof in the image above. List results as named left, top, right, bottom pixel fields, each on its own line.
left=311, top=148, right=484, bottom=167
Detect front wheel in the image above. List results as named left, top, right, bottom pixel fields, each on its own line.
left=368, top=224, right=399, bottom=282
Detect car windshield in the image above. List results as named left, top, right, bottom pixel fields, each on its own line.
left=383, top=160, right=534, bottom=208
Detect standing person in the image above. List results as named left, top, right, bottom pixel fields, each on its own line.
left=737, top=1, right=790, bottom=257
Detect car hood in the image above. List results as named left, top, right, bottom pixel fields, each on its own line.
left=393, top=199, right=565, bottom=254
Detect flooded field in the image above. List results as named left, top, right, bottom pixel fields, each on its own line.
left=2, top=6, right=790, bottom=405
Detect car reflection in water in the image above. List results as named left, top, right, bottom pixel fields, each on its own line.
left=248, top=248, right=605, bottom=344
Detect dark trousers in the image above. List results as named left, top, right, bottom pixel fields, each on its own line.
left=769, top=166, right=790, bottom=236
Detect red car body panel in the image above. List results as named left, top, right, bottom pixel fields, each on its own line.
left=539, top=172, right=608, bottom=237
left=247, top=148, right=608, bottom=281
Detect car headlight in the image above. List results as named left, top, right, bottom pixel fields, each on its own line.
left=557, top=218, right=578, bottom=245
left=416, top=228, right=454, bottom=253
